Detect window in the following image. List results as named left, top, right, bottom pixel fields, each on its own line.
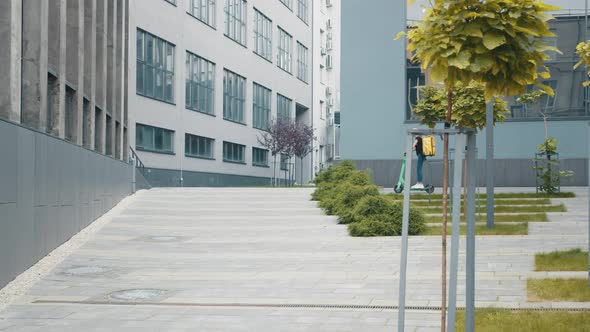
left=188, top=0, right=216, bottom=27
left=280, top=153, right=289, bottom=171
left=136, top=29, right=175, bottom=103
left=252, top=147, right=269, bottom=167
left=223, top=69, right=246, bottom=123
left=279, top=0, right=292, bottom=10
left=253, top=9, right=272, bottom=61
left=223, top=141, right=245, bottom=163
left=510, top=80, right=559, bottom=119
left=136, top=123, right=174, bottom=154
left=224, top=0, right=247, bottom=46
left=277, top=94, right=292, bottom=119
left=406, top=59, right=425, bottom=120
left=185, top=133, right=214, bottom=159
left=253, top=83, right=271, bottom=130
left=297, top=0, right=308, bottom=23
left=320, top=100, right=325, bottom=120
left=297, top=42, right=308, bottom=82
left=277, top=28, right=292, bottom=73
left=186, top=52, right=215, bottom=115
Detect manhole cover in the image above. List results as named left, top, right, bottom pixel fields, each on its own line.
left=64, top=266, right=107, bottom=275
left=150, top=236, right=178, bottom=241
left=108, top=289, right=166, bottom=301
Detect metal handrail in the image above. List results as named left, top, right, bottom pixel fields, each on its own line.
left=129, top=147, right=146, bottom=175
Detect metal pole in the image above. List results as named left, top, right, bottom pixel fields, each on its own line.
left=446, top=133, right=465, bottom=332
left=132, top=154, right=136, bottom=193
left=466, top=131, right=477, bottom=332
left=485, top=101, right=494, bottom=228
left=398, top=133, right=414, bottom=332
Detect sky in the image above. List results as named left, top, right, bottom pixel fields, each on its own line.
left=407, top=0, right=589, bottom=21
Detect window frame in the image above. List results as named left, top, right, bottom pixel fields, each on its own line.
left=297, top=0, right=308, bottom=23
left=253, top=83, right=271, bottom=130
left=224, top=0, right=247, bottom=46
left=223, top=69, right=247, bottom=124
left=185, top=133, right=215, bottom=159
left=296, top=42, right=308, bottom=82
left=185, top=51, right=216, bottom=115
left=136, top=123, right=175, bottom=154
left=277, top=27, right=293, bottom=73
left=252, top=147, right=269, bottom=167
left=187, top=0, right=216, bottom=28
left=277, top=93, right=292, bottom=120
left=136, top=29, right=176, bottom=104
left=253, top=8, right=272, bottom=62
left=223, top=141, right=246, bottom=164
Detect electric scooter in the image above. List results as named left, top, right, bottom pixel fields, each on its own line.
left=393, top=153, right=435, bottom=194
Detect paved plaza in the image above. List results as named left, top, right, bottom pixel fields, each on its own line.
left=0, top=187, right=588, bottom=331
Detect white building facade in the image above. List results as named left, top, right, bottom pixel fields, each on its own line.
left=311, top=0, right=341, bottom=176
left=129, top=0, right=338, bottom=186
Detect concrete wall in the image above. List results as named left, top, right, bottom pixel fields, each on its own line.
left=0, top=119, right=132, bottom=288
left=354, top=158, right=588, bottom=188
left=143, top=167, right=281, bottom=187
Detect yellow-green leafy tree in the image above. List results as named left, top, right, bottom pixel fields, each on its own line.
left=400, top=0, right=559, bottom=330
left=575, top=41, right=590, bottom=86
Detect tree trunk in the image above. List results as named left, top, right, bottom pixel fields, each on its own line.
left=300, top=157, right=304, bottom=186
left=273, top=154, right=277, bottom=187
left=441, top=88, right=453, bottom=332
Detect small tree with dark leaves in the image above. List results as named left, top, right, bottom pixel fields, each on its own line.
left=290, top=123, right=315, bottom=185
left=258, top=118, right=291, bottom=186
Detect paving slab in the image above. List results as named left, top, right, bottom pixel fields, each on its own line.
left=0, top=187, right=588, bottom=331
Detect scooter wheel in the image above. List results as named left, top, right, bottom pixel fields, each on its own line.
left=394, top=185, right=404, bottom=194
left=426, top=185, right=435, bottom=194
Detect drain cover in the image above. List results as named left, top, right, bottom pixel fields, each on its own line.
left=64, top=266, right=107, bottom=275
left=150, top=236, right=178, bottom=241
left=108, top=289, right=166, bottom=301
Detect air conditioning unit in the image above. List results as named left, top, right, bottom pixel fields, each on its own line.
left=320, top=47, right=326, bottom=56
left=326, top=0, right=333, bottom=8
left=326, top=19, right=332, bottom=30
left=326, top=55, right=333, bottom=69
left=325, top=87, right=332, bottom=96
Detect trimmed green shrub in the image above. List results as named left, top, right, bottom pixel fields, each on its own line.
left=313, top=160, right=356, bottom=186
left=312, top=169, right=372, bottom=202
left=349, top=219, right=399, bottom=237
left=319, top=182, right=379, bottom=217
left=346, top=195, right=426, bottom=236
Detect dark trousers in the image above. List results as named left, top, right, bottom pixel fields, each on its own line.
left=417, top=154, right=425, bottom=183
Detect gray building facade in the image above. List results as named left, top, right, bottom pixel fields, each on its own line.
left=0, top=0, right=131, bottom=288
left=341, top=2, right=589, bottom=187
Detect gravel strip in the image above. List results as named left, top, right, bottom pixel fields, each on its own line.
left=0, top=191, right=141, bottom=313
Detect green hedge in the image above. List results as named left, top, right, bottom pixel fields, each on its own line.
left=313, top=162, right=425, bottom=237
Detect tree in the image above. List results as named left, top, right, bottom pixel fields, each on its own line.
left=401, top=1, right=559, bottom=330
left=258, top=118, right=291, bottom=186
left=290, top=122, right=316, bottom=185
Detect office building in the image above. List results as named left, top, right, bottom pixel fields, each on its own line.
left=130, top=0, right=341, bottom=186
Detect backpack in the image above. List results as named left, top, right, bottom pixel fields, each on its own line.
left=421, top=135, right=436, bottom=156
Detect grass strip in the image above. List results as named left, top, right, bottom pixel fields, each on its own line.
left=424, top=213, right=548, bottom=223
left=535, top=249, right=588, bottom=271
left=410, top=198, right=552, bottom=207
left=422, top=223, right=528, bottom=236
left=388, top=192, right=575, bottom=200
left=455, top=309, right=590, bottom=332
left=417, top=204, right=566, bottom=214
left=528, top=278, right=590, bottom=302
